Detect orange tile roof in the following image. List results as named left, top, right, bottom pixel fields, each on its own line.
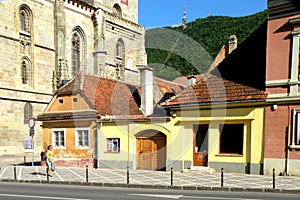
left=162, top=74, right=267, bottom=106
left=55, top=74, right=143, bottom=116
left=50, top=74, right=184, bottom=119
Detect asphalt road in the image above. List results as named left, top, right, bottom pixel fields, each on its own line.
left=0, top=182, right=299, bottom=200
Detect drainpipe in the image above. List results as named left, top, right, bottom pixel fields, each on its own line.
left=285, top=105, right=291, bottom=175
left=182, top=125, right=184, bottom=172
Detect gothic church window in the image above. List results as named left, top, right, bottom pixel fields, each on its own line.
left=24, top=103, right=33, bottom=124
left=115, top=38, right=125, bottom=79
left=21, top=57, right=33, bottom=86
left=116, top=38, right=125, bottom=59
left=19, top=5, right=32, bottom=33
left=113, top=4, right=122, bottom=18
left=71, top=27, right=87, bottom=76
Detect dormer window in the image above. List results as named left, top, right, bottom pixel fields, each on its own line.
left=113, top=4, right=122, bottom=18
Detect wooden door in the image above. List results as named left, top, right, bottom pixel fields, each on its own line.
left=193, top=125, right=208, bottom=166
left=136, top=132, right=166, bottom=170
left=137, top=139, right=152, bottom=170
left=152, top=137, right=166, bottom=170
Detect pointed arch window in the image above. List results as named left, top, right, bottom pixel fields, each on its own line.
left=24, top=103, right=33, bottom=124
left=116, top=38, right=125, bottom=59
left=21, top=57, right=33, bottom=86
left=113, top=4, right=122, bottom=18
left=71, top=27, right=87, bottom=76
left=19, top=5, right=32, bottom=34
left=115, top=38, right=125, bottom=79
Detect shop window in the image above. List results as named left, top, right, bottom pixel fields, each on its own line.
left=219, top=124, right=244, bottom=155
left=75, top=128, right=89, bottom=148
left=107, top=138, right=120, bottom=152
left=52, top=129, right=66, bottom=148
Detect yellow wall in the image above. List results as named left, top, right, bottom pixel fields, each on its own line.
left=174, top=106, right=264, bottom=165
left=96, top=105, right=264, bottom=171
left=98, top=122, right=172, bottom=164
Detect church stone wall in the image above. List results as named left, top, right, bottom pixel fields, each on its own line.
left=0, top=0, right=146, bottom=157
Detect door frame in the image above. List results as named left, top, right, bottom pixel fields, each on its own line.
left=136, top=131, right=166, bottom=171
left=193, top=124, right=209, bottom=167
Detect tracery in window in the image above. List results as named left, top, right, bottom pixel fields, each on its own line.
left=21, top=57, right=33, bottom=86
left=19, top=5, right=32, bottom=33
left=71, top=27, right=87, bottom=76
left=113, top=4, right=122, bottom=18
left=116, top=38, right=125, bottom=58
left=24, top=103, right=33, bottom=124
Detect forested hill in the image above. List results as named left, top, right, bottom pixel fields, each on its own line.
left=145, top=10, right=268, bottom=81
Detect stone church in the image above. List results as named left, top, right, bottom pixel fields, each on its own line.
left=0, top=0, right=146, bottom=157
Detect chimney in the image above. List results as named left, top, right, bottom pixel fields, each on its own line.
left=139, top=66, right=154, bottom=116
left=227, top=35, right=237, bottom=55
left=187, top=75, right=196, bottom=86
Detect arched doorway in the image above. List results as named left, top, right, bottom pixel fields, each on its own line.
left=136, top=130, right=166, bottom=171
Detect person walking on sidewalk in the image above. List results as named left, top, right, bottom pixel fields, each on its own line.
left=45, top=145, right=54, bottom=177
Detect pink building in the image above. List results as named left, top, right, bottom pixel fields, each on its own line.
left=264, top=0, right=300, bottom=175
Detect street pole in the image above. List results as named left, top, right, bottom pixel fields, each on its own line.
left=31, top=135, right=34, bottom=166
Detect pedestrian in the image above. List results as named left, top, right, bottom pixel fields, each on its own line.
left=45, top=145, right=54, bottom=177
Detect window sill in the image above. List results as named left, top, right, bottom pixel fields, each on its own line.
left=75, top=147, right=90, bottom=149
left=105, top=151, right=120, bottom=154
left=216, top=154, right=243, bottom=157
left=289, top=145, right=300, bottom=149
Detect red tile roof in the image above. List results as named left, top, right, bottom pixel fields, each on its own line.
left=162, top=74, right=267, bottom=106
left=57, top=74, right=143, bottom=116
left=40, top=74, right=184, bottom=121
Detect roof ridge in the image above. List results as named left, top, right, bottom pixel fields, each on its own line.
left=153, top=76, right=186, bottom=87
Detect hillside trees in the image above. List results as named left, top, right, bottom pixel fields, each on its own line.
left=145, top=10, right=268, bottom=80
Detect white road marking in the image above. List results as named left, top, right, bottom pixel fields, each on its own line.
left=66, top=168, right=85, bottom=181
left=128, top=194, right=264, bottom=200
left=35, top=166, right=42, bottom=181
left=18, top=166, right=22, bottom=180
left=181, top=196, right=264, bottom=200
left=88, top=170, right=111, bottom=182
left=0, top=193, right=91, bottom=200
left=55, top=170, right=64, bottom=181
left=128, top=194, right=183, bottom=199
left=0, top=166, right=8, bottom=177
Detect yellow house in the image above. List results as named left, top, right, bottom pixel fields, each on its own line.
left=37, top=70, right=184, bottom=168
left=158, top=24, right=268, bottom=174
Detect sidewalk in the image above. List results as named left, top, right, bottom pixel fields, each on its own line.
left=1, top=164, right=300, bottom=194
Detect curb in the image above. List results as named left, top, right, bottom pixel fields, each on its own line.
left=1, top=178, right=300, bottom=194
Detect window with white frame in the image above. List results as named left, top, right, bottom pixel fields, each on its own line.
left=75, top=128, right=90, bottom=148
left=107, top=138, right=120, bottom=152
left=292, top=109, right=300, bottom=146
left=52, top=129, right=66, bottom=148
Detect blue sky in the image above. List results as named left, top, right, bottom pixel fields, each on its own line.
left=138, top=0, right=267, bottom=29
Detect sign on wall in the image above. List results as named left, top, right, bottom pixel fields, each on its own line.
left=121, top=0, right=128, bottom=5
left=24, top=137, right=34, bottom=152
